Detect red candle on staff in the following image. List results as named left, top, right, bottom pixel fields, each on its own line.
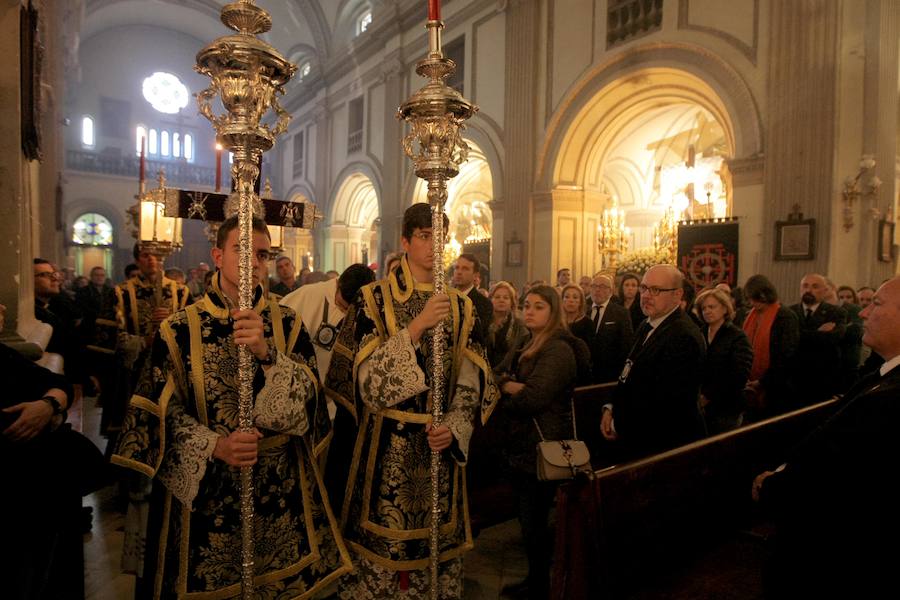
left=139, top=136, right=146, bottom=185
left=428, top=0, right=440, bottom=21
left=215, top=143, right=223, bottom=192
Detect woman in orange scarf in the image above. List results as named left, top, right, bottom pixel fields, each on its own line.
left=741, top=274, right=801, bottom=419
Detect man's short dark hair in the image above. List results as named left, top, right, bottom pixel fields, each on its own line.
left=557, top=268, right=570, bottom=278
left=338, top=264, right=376, bottom=306
left=90, top=266, right=105, bottom=275
left=457, top=253, right=480, bottom=274
left=33, top=258, right=51, bottom=266
left=744, top=274, right=779, bottom=304
left=125, top=263, right=139, bottom=278
left=276, top=255, right=292, bottom=265
left=401, top=203, right=449, bottom=240
left=857, top=286, right=875, bottom=293
left=216, top=215, right=270, bottom=249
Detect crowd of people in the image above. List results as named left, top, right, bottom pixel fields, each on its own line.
left=3, top=204, right=898, bottom=599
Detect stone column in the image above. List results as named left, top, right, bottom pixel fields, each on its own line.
left=502, top=0, right=540, bottom=284
left=379, top=49, right=405, bottom=264
left=761, top=0, right=840, bottom=301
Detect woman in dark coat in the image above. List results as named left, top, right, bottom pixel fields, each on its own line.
left=694, top=288, right=754, bottom=434
left=615, top=272, right=645, bottom=330
left=486, top=280, right=529, bottom=373
left=496, top=285, right=591, bottom=600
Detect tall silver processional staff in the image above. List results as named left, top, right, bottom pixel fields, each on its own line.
left=397, top=1, right=477, bottom=597
left=194, top=1, right=296, bottom=597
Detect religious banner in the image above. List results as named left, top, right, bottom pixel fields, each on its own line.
left=677, top=218, right=739, bottom=290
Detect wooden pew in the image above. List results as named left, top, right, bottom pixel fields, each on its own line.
left=551, top=397, right=839, bottom=600
left=572, top=382, right=617, bottom=467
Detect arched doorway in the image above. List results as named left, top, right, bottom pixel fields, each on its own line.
left=328, top=172, right=380, bottom=272
left=70, top=212, right=114, bottom=276
left=412, top=140, right=494, bottom=276
left=540, top=63, right=761, bottom=280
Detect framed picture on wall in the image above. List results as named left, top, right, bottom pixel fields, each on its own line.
left=506, top=240, right=523, bottom=267
left=878, top=220, right=895, bottom=262
left=774, top=218, right=816, bottom=261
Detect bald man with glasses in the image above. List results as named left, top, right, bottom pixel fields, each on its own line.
left=601, top=265, right=707, bottom=460
left=584, top=273, right=634, bottom=383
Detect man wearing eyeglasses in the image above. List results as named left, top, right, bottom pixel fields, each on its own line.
left=601, top=264, right=706, bottom=460
left=33, top=259, right=86, bottom=393
left=326, top=202, right=499, bottom=598
left=586, top=273, right=634, bottom=383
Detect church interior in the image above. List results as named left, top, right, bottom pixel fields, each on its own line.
left=1, top=0, right=899, bottom=598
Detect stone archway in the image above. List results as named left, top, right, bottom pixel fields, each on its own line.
left=412, top=140, right=494, bottom=272
left=536, top=50, right=764, bottom=281
left=328, top=172, right=380, bottom=272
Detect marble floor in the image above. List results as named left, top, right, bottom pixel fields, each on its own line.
left=79, top=396, right=528, bottom=600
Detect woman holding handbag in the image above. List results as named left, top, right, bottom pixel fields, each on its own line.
left=496, top=285, right=591, bottom=600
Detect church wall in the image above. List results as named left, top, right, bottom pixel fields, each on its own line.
left=69, top=26, right=217, bottom=171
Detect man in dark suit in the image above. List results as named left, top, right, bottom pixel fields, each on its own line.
left=600, top=265, right=706, bottom=460
left=586, top=273, right=634, bottom=383
left=789, top=273, right=847, bottom=405
left=451, top=253, right=493, bottom=340
left=752, top=275, right=900, bottom=598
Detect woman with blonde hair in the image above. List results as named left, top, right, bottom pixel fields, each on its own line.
left=694, top=287, right=753, bottom=433
left=496, top=285, right=591, bottom=599
left=487, top=281, right=529, bottom=371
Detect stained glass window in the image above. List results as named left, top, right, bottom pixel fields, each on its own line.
left=142, top=72, right=190, bottom=114
left=72, top=213, right=113, bottom=246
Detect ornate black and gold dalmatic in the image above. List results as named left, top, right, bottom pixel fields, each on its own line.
left=326, top=256, right=498, bottom=598
left=112, top=273, right=351, bottom=599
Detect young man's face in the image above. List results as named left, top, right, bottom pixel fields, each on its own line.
left=212, top=227, right=272, bottom=291
left=452, top=257, right=477, bottom=289
left=136, top=250, right=161, bottom=277
left=276, top=257, right=294, bottom=281
left=401, top=227, right=435, bottom=273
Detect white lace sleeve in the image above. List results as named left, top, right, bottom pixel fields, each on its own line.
left=443, top=356, right=481, bottom=464
left=358, top=328, right=429, bottom=411
left=253, top=350, right=313, bottom=437
left=156, top=405, right=219, bottom=507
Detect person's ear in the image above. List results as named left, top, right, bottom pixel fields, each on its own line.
left=211, top=246, right=224, bottom=270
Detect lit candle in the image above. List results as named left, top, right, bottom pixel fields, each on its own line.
left=215, top=143, right=223, bottom=192
left=428, top=0, right=441, bottom=21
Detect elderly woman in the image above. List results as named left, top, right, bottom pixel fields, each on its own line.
left=497, top=285, right=591, bottom=600
left=694, top=288, right=754, bottom=434
left=741, top=274, right=800, bottom=419
left=487, top=281, right=529, bottom=372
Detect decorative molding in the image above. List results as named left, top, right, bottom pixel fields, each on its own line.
left=677, top=0, right=759, bottom=65
left=726, top=154, right=765, bottom=186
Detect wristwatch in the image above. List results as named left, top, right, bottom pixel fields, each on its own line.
left=40, top=395, right=64, bottom=415
left=257, top=347, right=276, bottom=366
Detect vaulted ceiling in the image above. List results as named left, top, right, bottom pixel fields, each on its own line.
left=80, top=0, right=369, bottom=70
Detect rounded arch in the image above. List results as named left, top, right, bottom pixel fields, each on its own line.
left=328, top=161, right=383, bottom=224
left=537, top=43, right=763, bottom=191
left=284, top=183, right=315, bottom=205
left=331, top=173, right=380, bottom=228
left=64, top=198, right=128, bottom=250
left=410, top=139, right=494, bottom=245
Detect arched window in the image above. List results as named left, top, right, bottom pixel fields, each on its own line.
left=299, top=61, right=311, bottom=80
left=149, top=129, right=158, bottom=154
left=173, top=132, right=181, bottom=158
left=72, top=213, right=113, bottom=246
left=161, top=131, right=170, bottom=157
left=184, top=134, right=193, bottom=162
left=81, top=116, right=95, bottom=147
left=136, top=125, right=147, bottom=156
left=356, top=10, right=372, bottom=35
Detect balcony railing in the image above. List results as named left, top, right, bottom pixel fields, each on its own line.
left=66, top=149, right=230, bottom=190
left=607, top=0, right=663, bottom=48
left=347, top=129, right=363, bottom=154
